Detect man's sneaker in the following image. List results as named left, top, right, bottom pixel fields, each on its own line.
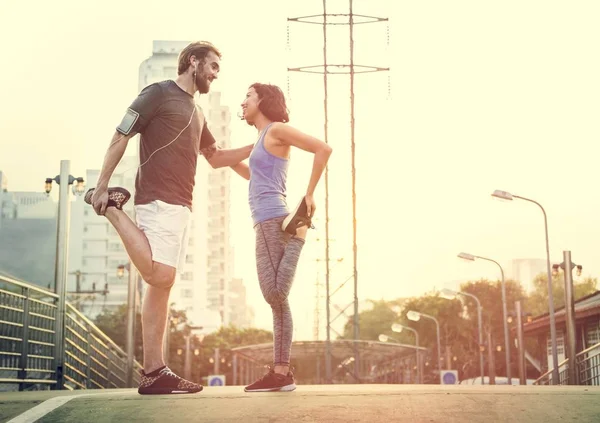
left=282, top=197, right=314, bottom=235
left=138, top=366, right=203, bottom=395
left=84, top=187, right=131, bottom=211
left=244, top=368, right=296, bottom=392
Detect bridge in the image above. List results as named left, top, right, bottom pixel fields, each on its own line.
left=2, top=275, right=600, bottom=422
left=2, top=385, right=600, bottom=422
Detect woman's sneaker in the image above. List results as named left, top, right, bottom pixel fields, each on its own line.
left=282, top=197, right=314, bottom=235
left=138, top=366, right=203, bottom=395
left=244, top=368, right=296, bottom=392
left=84, top=187, right=131, bottom=210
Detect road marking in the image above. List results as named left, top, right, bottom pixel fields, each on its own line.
left=7, top=391, right=136, bottom=423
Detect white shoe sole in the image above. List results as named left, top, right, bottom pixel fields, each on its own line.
left=282, top=198, right=307, bottom=234
left=244, top=383, right=296, bottom=392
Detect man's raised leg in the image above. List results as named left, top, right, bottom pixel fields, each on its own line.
left=104, top=207, right=178, bottom=373
left=104, top=208, right=154, bottom=280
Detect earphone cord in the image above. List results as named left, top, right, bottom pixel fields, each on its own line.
left=109, top=104, right=197, bottom=176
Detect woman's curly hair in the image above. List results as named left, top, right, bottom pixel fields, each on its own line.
left=250, top=83, right=290, bottom=123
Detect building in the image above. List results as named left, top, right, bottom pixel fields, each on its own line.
left=0, top=171, right=11, bottom=223
left=0, top=171, right=57, bottom=287
left=60, top=40, right=252, bottom=327
left=67, top=156, right=138, bottom=318
left=523, top=290, right=600, bottom=383
left=134, top=40, right=249, bottom=328
left=509, top=258, right=546, bottom=293
left=10, top=192, right=56, bottom=219
left=229, top=277, right=255, bottom=328
left=0, top=172, right=56, bottom=223
left=0, top=172, right=14, bottom=226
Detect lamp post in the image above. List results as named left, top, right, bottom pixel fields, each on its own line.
left=117, top=262, right=139, bottom=387
left=458, top=251, right=511, bottom=384
left=391, top=323, right=422, bottom=384
left=440, top=288, right=484, bottom=385
left=183, top=325, right=204, bottom=381
left=492, top=189, right=558, bottom=384
left=552, top=251, right=581, bottom=385
left=513, top=300, right=530, bottom=385
left=407, top=310, right=441, bottom=383
left=45, top=160, right=85, bottom=389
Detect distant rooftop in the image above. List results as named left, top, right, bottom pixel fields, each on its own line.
left=152, top=40, right=190, bottom=54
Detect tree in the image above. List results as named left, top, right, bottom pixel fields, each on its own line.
left=339, top=279, right=530, bottom=382
left=460, top=278, right=527, bottom=379
left=341, top=299, right=401, bottom=341
left=188, top=325, right=273, bottom=384
left=94, top=304, right=143, bottom=362
left=527, top=272, right=597, bottom=317
left=93, top=305, right=275, bottom=384
left=398, top=293, right=471, bottom=382
left=340, top=294, right=471, bottom=383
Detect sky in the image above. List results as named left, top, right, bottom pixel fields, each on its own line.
left=1, top=0, right=600, bottom=340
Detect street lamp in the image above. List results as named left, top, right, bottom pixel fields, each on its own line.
left=45, top=176, right=85, bottom=196
left=117, top=264, right=127, bottom=279
left=378, top=334, right=398, bottom=343
left=391, top=323, right=422, bottom=384
left=407, top=310, right=441, bottom=383
left=553, top=263, right=582, bottom=278
left=391, top=323, right=419, bottom=345
left=458, top=251, right=511, bottom=384
left=507, top=301, right=531, bottom=385
left=491, top=189, right=559, bottom=384
left=553, top=251, right=581, bottom=385
left=44, top=160, right=85, bottom=390
left=440, top=288, right=484, bottom=385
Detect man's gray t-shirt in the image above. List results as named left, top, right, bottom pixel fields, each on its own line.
left=117, top=80, right=215, bottom=210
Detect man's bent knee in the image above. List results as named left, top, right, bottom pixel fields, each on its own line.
left=144, top=263, right=176, bottom=289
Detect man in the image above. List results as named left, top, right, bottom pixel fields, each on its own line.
left=85, top=41, right=252, bottom=395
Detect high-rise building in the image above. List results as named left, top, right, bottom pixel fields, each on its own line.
left=67, top=156, right=138, bottom=318
left=134, top=40, right=248, bottom=328
left=229, top=277, right=255, bottom=329
left=509, top=258, right=547, bottom=293
left=65, top=40, right=251, bottom=326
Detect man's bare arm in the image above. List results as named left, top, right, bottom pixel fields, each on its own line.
left=200, top=144, right=253, bottom=169
left=97, top=131, right=136, bottom=189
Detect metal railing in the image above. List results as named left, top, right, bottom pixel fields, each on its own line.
left=1, top=275, right=142, bottom=391
left=534, top=342, right=600, bottom=386
left=576, top=342, right=600, bottom=386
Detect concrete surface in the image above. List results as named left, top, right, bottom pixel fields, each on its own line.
left=2, top=384, right=600, bottom=423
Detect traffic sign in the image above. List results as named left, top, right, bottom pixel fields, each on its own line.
left=208, top=375, right=225, bottom=386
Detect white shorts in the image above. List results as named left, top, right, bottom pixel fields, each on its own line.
left=135, top=200, right=191, bottom=272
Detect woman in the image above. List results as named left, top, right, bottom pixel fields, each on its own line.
left=232, top=83, right=332, bottom=392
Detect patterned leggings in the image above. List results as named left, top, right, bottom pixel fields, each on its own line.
left=255, top=216, right=305, bottom=366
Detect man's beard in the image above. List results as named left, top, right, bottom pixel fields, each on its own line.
left=195, top=72, right=210, bottom=93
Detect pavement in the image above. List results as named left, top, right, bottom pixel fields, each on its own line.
left=1, top=384, right=600, bottom=423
